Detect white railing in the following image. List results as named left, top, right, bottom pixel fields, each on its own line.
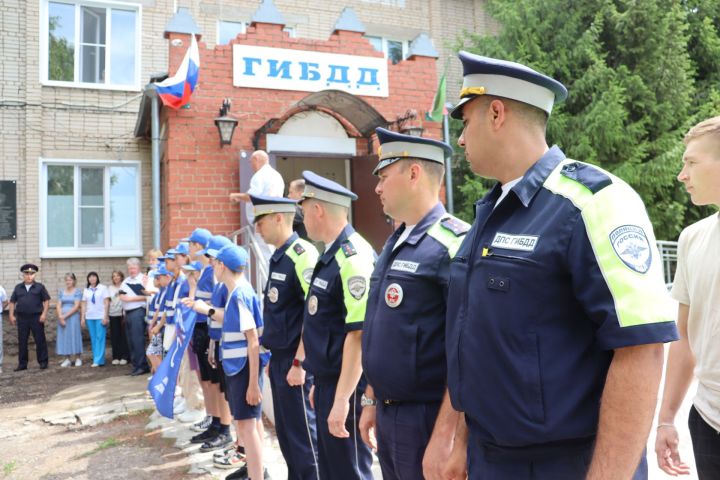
left=657, top=240, right=678, bottom=289
left=229, top=226, right=269, bottom=298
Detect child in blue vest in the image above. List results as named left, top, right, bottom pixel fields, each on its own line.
left=216, top=244, right=267, bottom=480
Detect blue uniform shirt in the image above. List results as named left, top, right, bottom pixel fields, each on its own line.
left=209, top=282, right=228, bottom=341
left=446, top=146, right=679, bottom=450
left=221, top=278, right=265, bottom=376
left=194, top=264, right=215, bottom=324
left=363, top=203, right=469, bottom=403
left=262, top=233, right=318, bottom=352
left=302, top=224, right=375, bottom=379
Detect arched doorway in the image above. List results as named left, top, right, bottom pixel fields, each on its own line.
left=258, top=90, right=394, bottom=251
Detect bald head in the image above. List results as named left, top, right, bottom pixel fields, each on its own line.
left=250, top=150, right=269, bottom=172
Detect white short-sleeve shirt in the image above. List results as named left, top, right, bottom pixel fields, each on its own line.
left=83, top=284, right=109, bottom=319
left=671, top=212, right=720, bottom=431
left=0, top=286, right=7, bottom=312
left=245, top=163, right=285, bottom=223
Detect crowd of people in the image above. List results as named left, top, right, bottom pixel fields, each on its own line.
left=2, top=51, right=719, bottom=480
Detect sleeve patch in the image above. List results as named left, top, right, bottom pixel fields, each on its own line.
left=347, top=275, right=367, bottom=300
left=609, top=225, right=652, bottom=274
left=560, top=162, right=613, bottom=194
left=440, top=217, right=470, bottom=236
left=341, top=240, right=357, bottom=257
left=293, top=243, right=306, bottom=255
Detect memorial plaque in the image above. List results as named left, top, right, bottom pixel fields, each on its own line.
left=0, top=180, right=17, bottom=240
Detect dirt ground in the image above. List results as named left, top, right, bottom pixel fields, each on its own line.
left=0, top=410, right=213, bottom=480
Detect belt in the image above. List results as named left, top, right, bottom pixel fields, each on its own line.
left=125, top=306, right=146, bottom=314
left=383, top=399, right=401, bottom=406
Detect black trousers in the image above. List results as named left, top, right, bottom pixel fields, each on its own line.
left=17, top=313, right=48, bottom=367
left=124, top=307, right=148, bottom=370
left=689, top=405, right=720, bottom=479
left=109, top=315, right=129, bottom=361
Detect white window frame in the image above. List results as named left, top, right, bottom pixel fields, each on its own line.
left=39, top=158, right=143, bottom=258
left=217, top=19, right=246, bottom=45
left=39, top=0, right=142, bottom=91
left=365, top=36, right=409, bottom=63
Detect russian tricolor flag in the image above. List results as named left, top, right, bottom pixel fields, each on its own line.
left=156, top=35, right=200, bottom=109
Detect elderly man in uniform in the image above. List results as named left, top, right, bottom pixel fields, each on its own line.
left=444, top=51, right=679, bottom=479
left=359, top=127, right=469, bottom=480
left=9, top=264, right=51, bottom=371
left=299, top=171, right=375, bottom=480
left=251, top=194, right=320, bottom=480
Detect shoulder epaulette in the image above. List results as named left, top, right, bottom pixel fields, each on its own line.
left=293, top=243, right=306, bottom=255
left=440, top=216, right=470, bottom=236
left=341, top=240, right=357, bottom=257
left=560, top=162, right=613, bottom=194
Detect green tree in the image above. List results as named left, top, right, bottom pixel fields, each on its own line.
left=451, top=0, right=719, bottom=239
left=48, top=15, right=74, bottom=82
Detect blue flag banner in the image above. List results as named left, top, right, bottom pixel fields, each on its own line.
left=148, top=304, right=198, bottom=418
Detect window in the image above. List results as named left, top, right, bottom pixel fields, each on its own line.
left=41, top=160, right=142, bottom=258
left=218, top=20, right=245, bottom=45
left=42, top=1, right=141, bottom=89
left=283, top=26, right=296, bottom=38
left=365, top=36, right=408, bottom=65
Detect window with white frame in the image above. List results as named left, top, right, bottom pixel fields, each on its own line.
left=365, top=36, right=408, bottom=65
left=41, top=160, right=142, bottom=257
left=218, top=20, right=245, bottom=45
left=43, top=1, right=141, bottom=88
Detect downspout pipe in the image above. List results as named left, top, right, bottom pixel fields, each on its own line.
left=148, top=85, right=161, bottom=250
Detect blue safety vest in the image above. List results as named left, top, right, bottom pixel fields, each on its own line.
left=221, top=277, right=269, bottom=376
left=208, top=282, right=228, bottom=341
left=194, top=264, right=215, bottom=323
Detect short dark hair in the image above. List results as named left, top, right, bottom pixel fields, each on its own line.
left=86, top=271, right=100, bottom=288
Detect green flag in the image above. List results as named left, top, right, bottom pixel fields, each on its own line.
left=426, top=73, right=447, bottom=122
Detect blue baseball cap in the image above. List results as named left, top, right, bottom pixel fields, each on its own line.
left=205, top=235, right=233, bottom=257
left=162, top=250, right=176, bottom=260
left=450, top=51, right=568, bottom=119
left=217, top=244, right=249, bottom=272
left=174, top=242, right=190, bottom=255
left=155, top=264, right=171, bottom=276
left=374, top=127, right=452, bottom=175
left=181, top=260, right=203, bottom=272
left=300, top=170, right=357, bottom=208
left=187, top=228, right=212, bottom=247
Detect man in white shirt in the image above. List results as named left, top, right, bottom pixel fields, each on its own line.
left=229, top=150, right=285, bottom=260
left=119, top=257, right=150, bottom=376
left=655, top=116, right=720, bottom=479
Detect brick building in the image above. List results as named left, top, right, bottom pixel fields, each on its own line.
left=0, top=0, right=493, bottom=295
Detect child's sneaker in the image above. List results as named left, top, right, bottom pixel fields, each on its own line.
left=60, top=358, right=71, bottom=368
left=213, top=446, right=246, bottom=469
left=191, top=416, right=212, bottom=432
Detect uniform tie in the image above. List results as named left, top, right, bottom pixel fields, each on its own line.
left=91, top=288, right=96, bottom=304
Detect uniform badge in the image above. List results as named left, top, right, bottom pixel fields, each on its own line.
left=440, top=217, right=470, bottom=236
left=347, top=276, right=367, bottom=300
left=385, top=283, right=403, bottom=308
left=609, top=225, right=652, bottom=274
left=308, top=295, right=318, bottom=315
left=341, top=241, right=357, bottom=257
left=268, top=287, right=279, bottom=303
left=302, top=268, right=313, bottom=285
left=293, top=243, right=306, bottom=255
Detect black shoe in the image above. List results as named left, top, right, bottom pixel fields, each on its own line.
left=130, top=367, right=150, bottom=376
left=14, top=365, right=27, bottom=372
left=199, top=432, right=233, bottom=452
left=226, top=465, right=271, bottom=480
left=39, top=363, right=48, bottom=370
left=190, top=427, right=218, bottom=444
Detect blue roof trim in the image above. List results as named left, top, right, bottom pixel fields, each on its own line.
left=408, top=33, right=438, bottom=58
left=251, top=0, right=286, bottom=26
left=333, top=7, right=365, bottom=33
left=163, top=8, right=201, bottom=37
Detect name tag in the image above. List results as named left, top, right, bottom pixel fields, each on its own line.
left=271, top=272, right=287, bottom=282
left=313, top=277, right=329, bottom=290
left=491, top=232, right=539, bottom=252
left=390, top=260, right=420, bottom=273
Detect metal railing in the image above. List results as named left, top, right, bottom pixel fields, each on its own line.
left=230, top=225, right=269, bottom=298
left=657, top=240, right=678, bottom=289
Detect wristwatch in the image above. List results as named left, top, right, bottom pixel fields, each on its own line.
left=292, top=358, right=303, bottom=368
left=208, top=308, right=216, bottom=319
left=360, top=394, right=377, bottom=407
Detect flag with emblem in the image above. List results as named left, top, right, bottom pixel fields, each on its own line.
left=148, top=305, right=198, bottom=418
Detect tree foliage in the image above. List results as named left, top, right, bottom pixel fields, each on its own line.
left=451, top=0, right=719, bottom=239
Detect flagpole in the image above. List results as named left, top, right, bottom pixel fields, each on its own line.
left=443, top=103, right=454, bottom=214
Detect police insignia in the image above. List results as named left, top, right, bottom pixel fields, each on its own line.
left=385, top=283, right=403, bottom=308
left=347, top=276, right=367, bottom=300
left=440, top=217, right=469, bottom=236
left=268, top=287, right=279, bottom=303
left=308, top=295, right=318, bottom=315
left=341, top=241, right=357, bottom=257
left=302, top=268, right=313, bottom=285
left=609, top=225, right=652, bottom=274
left=293, top=243, right=306, bottom=255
